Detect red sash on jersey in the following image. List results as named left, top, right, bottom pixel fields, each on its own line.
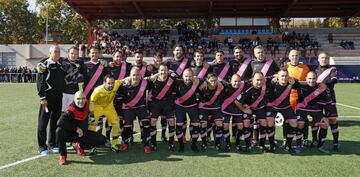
left=84, top=64, right=104, bottom=97
left=267, top=84, right=292, bottom=107
left=249, top=84, right=266, bottom=109
left=139, top=65, right=147, bottom=77
left=296, top=86, right=327, bottom=109
left=317, top=67, right=336, bottom=83
left=122, top=80, right=147, bottom=109
left=218, top=63, right=230, bottom=80
left=221, top=82, right=245, bottom=111
left=175, top=79, right=199, bottom=105
left=155, top=77, right=174, bottom=100
left=197, top=64, right=209, bottom=79
left=176, top=58, right=189, bottom=75
left=66, top=100, right=89, bottom=121
left=117, top=61, right=127, bottom=80
left=199, top=84, right=224, bottom=108
left=236, top=58, right=251, bottom=78
left=261, top=59, right=273, bottom=76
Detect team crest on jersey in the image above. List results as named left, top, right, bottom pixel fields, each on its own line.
left=199, top=114, right=203, bottom=119
left=266, top=112, right=271, bottom=116
left=236, top=95, right=242, bottom=100
left=243, top=114, right=247, bottom=118
left=297, top=115, right=301, bottom=120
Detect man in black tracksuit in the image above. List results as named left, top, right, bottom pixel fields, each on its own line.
left=56, top=91, right=106, bottom=165
left=37, top=45, right=66, bottom=154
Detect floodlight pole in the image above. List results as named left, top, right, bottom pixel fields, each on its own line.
left=45, top=1, right=49, bottom=44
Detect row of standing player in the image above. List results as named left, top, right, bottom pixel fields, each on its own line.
left=36, top=44, right=338, bottom=161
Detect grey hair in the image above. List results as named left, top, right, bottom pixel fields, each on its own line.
left=49, top=45, right=60, bottom=53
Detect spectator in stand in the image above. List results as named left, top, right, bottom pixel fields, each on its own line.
left=328, top=33, right=333, bottom=43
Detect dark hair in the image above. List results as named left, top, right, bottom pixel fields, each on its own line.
left=154, top=52, right=163, bottom=58
left=233, top=45, right=243, bottom=50
left=173, top=44, right=184, bottom=51
left=103, top=74, right=115, bottom=82
left=68, top=46, right=79, bottom=52
left=215, top=49, right=224, bottom=55
left=113, top=50, right=124, bottom=56
left=89, top=46, right=99, bottom=51
left=194, top=49, right=204, bottom=55
left=206, top=72, right=218, bottom=79
left=134, top=49, right=143, bottom=55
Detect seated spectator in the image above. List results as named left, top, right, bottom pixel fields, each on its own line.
left=328, top=33, right=333, bottom=43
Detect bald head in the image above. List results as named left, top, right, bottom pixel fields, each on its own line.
left=74, top=91, right=86, bottom=108
left=230, top=74, right=241, bottom=88
left=289, top=49, right=299, bottom=65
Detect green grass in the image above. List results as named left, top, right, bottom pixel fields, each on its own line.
left=0, top=83, right=360, bottom=177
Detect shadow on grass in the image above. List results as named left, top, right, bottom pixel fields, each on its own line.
left=338, top=120, right=360, bottom=127
left=65, top=139, right=360, bottom=165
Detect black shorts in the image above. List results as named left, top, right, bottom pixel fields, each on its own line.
left=296, top=109, right=323, bottom=124
left=123, top=107, right=148, bottom=126
left=266, top=106, right=296, bottom=120
left=243, top=107, right=266, bottom=121
left=323, top=103, right=338, bottom=119
left=199, top=108, right=223, bottom=123
left=150, top=100, right=174, bottom=120
left=175, top=105, right=199, bottom=123
left=114, top=97, right=124, bottom=117
left=223, top=113, right=243, bottom=124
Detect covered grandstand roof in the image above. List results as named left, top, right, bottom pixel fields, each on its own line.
left=64, top=0, right=360, bottom=21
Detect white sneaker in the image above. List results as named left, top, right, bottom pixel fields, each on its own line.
left=51, top=147, right=59, bottom=153
left=39, top=149, right=50, bottom=155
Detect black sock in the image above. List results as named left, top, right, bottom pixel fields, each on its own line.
left=236, top=129, right=243, bottom=146
left=168, top=125, right=175, bottom=145
left=311, top=125, right=319, bottom=143
left=285, top=126, right=296, bottom=147
left=224, top=129, right=230, bottom=146
left=122, top=127, right=132, bottom=144
left=259, top=126, right=266, bottom=147
left=283, top=123, right=289, bottom=140
left=215, top=126, right=223, bottom=146
left=303, top=118, right=309, bottom=140
left=232, top=124, right=238, bottom=138
left=268, top=126, right=275, bottom=148
left=161, top=117, right=167, bottom=138
left=200, top=127, right=207, bottom=145
left=243, top=127, right=251, bottom=148
left=150, top=125, right=157, bottom=145
left=176, top=125, right=184, bottom=145
left=142, top=126, right=150, bottom=146
left=191, top=125, right=199, bottom=141
left=296, top=128, right=303, bottom=147
left=105, top=124, right=112, bottom=141
left=207, top=120, right=213, bottom=140
left=96, top=118, right=103, bottom=134
left=318, top=128, right=328, bottom=148
left=330, top=123, right=339, bottom=146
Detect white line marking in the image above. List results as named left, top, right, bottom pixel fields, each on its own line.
left=337, top=103, right=360, bottom=111
left=339, top=116, right=360, bottom=118
left=0, top=154, right=46, bottom=170
left=0, top=129, right=161, bottom=170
